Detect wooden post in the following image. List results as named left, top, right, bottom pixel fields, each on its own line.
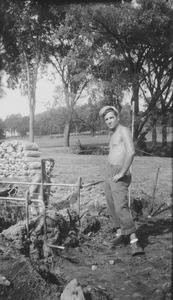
left=128, top=101, right=135, bottom=209
left=25, top=191, right=29, bottom=239
left=77, top=177, right=82, bottom=226
left=149, top=167, right=160, bottom=216
left=131, top=101, right=135, bottom=140
left=41, top=159, right=47, bottom=241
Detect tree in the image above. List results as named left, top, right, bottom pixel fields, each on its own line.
left=90, top=43, right=129, bottom=111
left=1, top=0, right=56, bottom=142
left=18, top=116, right=29, bottom=137
left=74, top=102, right=100, bottom=136
left=84, top=0, right=173, bottom=142
left=0, top=0, right=16, bottom=98
left=43, top=5, right=95, bottom=146
left=3, top=114, right=29, bottom=137
left=34, top=108, right=66, bottom=136
left=141, top=56, right=173, bottom=147
left=72, top=80, right=106, bottom=135
left=0, top=118, right=5, bottom=137
left=4, top=114, right=22, bottom=135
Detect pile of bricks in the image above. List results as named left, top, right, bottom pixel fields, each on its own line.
left=0, top=140, right=41, bottom=178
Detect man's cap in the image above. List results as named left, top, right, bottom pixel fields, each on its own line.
left=99, top=106, right=119, bottom=117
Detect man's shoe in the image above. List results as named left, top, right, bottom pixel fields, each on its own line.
left=111, top=235, right=124, bottom=247
left=131, top=242, right=145, bottom=256
left=103, top=235, right=124, bottom=249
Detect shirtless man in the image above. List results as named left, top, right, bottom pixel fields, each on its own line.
left=29, top=158, right=55, bottom=216
left=99, top=106, right=144, bottom=256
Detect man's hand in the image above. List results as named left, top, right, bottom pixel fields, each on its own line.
left=112, top=172, right=124, bottom=183
left=51, top=187, right=57, bottom=193
left=30, top=193, right=34, bottom=199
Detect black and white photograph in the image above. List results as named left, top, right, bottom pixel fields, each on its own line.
left=0, top=0, right=172, bottom=299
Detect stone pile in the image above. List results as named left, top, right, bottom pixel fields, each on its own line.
left=60, top=278, right=86, bottom=300
left=0, top=140, right=41, bottom=179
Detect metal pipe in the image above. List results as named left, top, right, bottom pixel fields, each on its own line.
left=0, top=180, right=78, bottom=187
left=46, top=243, right=64, bottom=250
left=0, top=180, right=106, bottom=188
left=0, top=197, right=45, bottom=204
left=128, top=100, right=135, bottom=209
left=77, top=177, right=82, bottom=226
left=41, top=160, right=47, bottom=242
left=81, top=180, right=104, bottom=188
left=0, top=197, right=25, bottom=201
left=25, top=191, right=29, bottom=238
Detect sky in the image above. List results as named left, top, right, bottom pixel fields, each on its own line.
left=0, top=77, right=56, bottom=120
left=0, top=74, right=136, bottom=121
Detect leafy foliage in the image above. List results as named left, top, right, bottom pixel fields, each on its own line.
left=4, top=114, right=29, bottom=136
left=0, top=118, right=5, bottom=137
left=84, top=0, right=173, bottom=142
left=1, top=0, right=173, bottom=147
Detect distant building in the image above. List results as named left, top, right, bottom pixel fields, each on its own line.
left=5, top=130, right=20, bottom=138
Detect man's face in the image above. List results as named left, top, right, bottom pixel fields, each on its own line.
left=45, top=161, right=54, bottom=175
left=104, top=111, right=119, bottom=130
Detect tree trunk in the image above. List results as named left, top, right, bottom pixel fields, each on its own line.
left=28, top=90, right=36, bottom=143
left=131, top=79, right=140, bottom=140
left=152, top=121, right=157, bottom=148
left=23, top=50, right=39, bottom=144
left=90, top=129, right=95, bottom=136
left=64, top=122, right=71, bottom=147
left=162, top=114, right=167, bottom=147
left=29, top=106, right=35, bottom=143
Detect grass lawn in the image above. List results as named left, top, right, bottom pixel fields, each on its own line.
left=3, top=133, right=172, bottom=205
left=32, top=134, right=172, bottom=208
left=34, top=130, right=172, bottom=148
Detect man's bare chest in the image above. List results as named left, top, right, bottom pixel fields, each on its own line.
left=110, top=132, right=122, bottom=148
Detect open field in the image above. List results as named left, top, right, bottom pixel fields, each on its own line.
left=36, top=134, right=172, bottom=205
left=37, top=130, right=173, bottom=147
left=2, top=133, right=172, bottom=202
left=40, top=146, right=172, bottom=205
left=0, top=134, right=172, bottom=299
left=4, top=129, right=172, bottom=148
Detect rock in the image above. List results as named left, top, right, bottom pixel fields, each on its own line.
left=114, top=258, right=123, bottom=263
left=1, top=220, right=26, bottom=240
left=153, top=289, right=161, bottom=295
left=132, top=292, right=144, bottom=299
left=109, top=259, right=115, bottom=265
left=167, top=200, right=172, bottom=207
left=162, top=281, right=171, bottom=290
left=0, top=274, right=11, bottom=286
left=43, top=243, right=52, bottom=258
left=0, top=140, right=41, bottom=178
left=91, top=265, right=97, bottom=271
left=60, top=278, right=85, bottom=300
left=0, top=209, right=76, bottom=259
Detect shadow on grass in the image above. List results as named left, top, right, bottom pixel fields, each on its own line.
left=136, top=216, right=172, bottom=248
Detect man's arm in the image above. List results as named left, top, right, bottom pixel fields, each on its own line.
left=113, top=126, right=135, bottom=182
left=50, top=176, right=57, bottom=193
left=29, top=174, right=41, bottom=197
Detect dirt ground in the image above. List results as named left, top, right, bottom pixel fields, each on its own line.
left=0, top=152, right=172, bottom=300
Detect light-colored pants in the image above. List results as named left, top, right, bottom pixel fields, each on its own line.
left=105, top=164, right=136, bottom=236
left=31, top=194, right=44, bottom=216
